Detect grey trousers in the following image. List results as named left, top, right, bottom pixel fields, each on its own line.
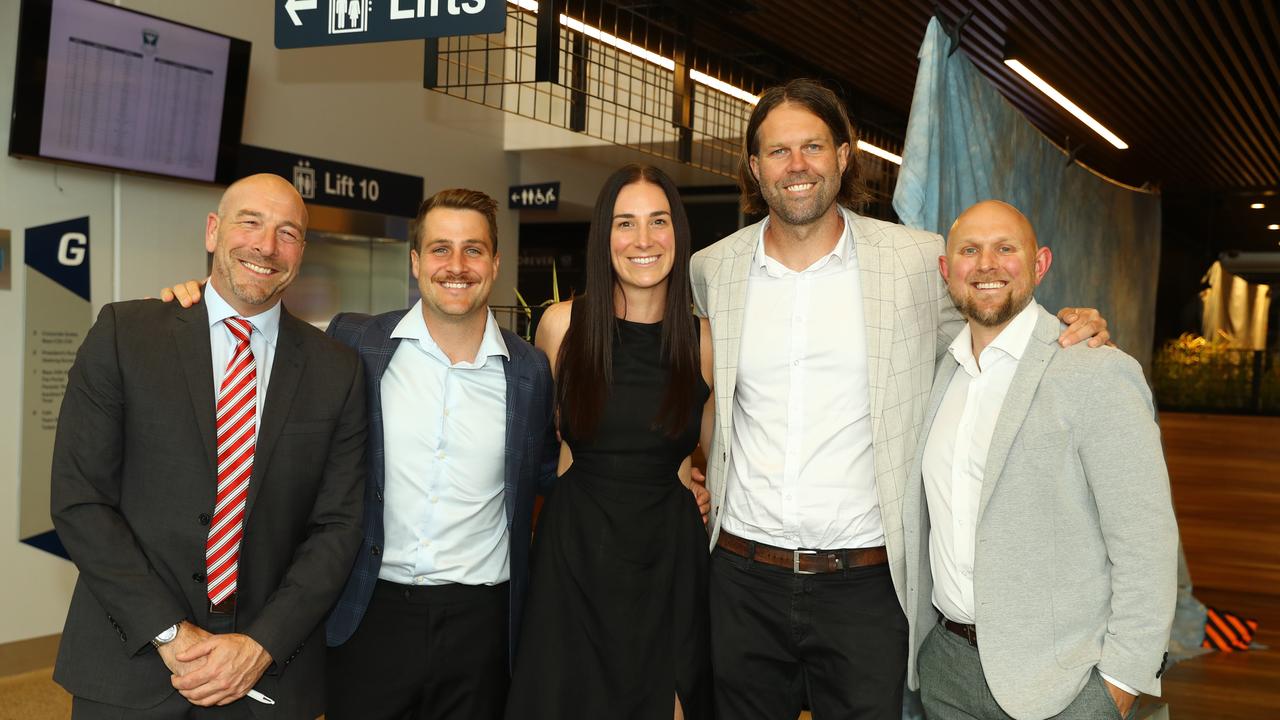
left=917, top=621, right=1138, bottom=720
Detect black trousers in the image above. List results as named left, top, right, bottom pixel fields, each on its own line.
left=326, top=579, right=509, bottom=720
left=709, top=546, right=909, bottom=720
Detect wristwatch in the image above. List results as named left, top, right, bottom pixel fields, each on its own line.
left=151, top=623, right=179, bottom=648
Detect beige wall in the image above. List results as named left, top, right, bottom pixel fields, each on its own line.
left=0, top=0, right=727, bottom=649
left=0, top=0, right=523, bottom=647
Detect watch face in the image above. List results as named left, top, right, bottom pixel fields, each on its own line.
left=156, top=625, right=178, bottom=643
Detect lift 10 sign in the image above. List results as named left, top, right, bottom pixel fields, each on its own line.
left=276, top=0, right=505, bottom=49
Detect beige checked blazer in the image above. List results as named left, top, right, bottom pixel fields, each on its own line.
left=690, top=206, right=964, bottom=607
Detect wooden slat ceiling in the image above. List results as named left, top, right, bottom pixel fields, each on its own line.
left=674, top=0, right=1280, bottom=195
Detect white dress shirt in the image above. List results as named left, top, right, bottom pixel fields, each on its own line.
left=204, top=280, right=279, bottom=440
left=378, top=301, right=511, bottom=587
left=921, top=299, right=1135, bottom=695
left=922, top=299, right=1039, bottom=625
left=720, top=212, right=883, bottom=550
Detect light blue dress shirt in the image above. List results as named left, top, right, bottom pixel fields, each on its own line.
left=377, top=301, right=511, bottom=587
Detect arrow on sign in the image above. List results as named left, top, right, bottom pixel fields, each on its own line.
left=285, top=0, right=318, bottom=26
left=511, top=192, right=520, bottom=203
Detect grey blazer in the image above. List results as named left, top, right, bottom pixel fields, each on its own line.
left=902, top=306, right=1178, bottom=720
left=690, top=205, right=963, bottom=604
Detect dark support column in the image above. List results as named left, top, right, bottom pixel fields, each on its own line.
left=570, top=33, right=588, bottom=133
left=423, top=38, right=439, bottom=89
left=535, top=0, right=561, bottom=83
left=671, top=14, right=694, bottom=163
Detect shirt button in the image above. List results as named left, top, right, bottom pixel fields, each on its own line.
left=443, top=409, right=450, bottom=417
left=436, top=451, right=445, bottom=460
left=430, top=496, right=438, bottom=504
left=792, top=360, right=800, bottom=367
left=421, top=539, right=431, bottom=547
left=415, top=576, right=426, bottom=585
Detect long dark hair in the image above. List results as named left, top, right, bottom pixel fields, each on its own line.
left=738, top=78, right=870, bottom=215
left=556, top=164, right=700, bottom=439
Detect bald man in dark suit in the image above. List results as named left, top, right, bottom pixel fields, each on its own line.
left=51, top=174, right=367, bottom=719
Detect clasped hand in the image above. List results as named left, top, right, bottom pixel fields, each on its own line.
left=157, top=621, right=272, bottom=706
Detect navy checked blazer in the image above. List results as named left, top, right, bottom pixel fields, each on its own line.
left=323, top=308, right=558, bottom=660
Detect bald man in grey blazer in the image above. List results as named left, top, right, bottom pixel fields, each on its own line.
left=902, top=200, right=1177, bottom=720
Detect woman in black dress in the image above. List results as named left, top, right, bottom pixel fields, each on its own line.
left=505, top=164, right=715, bottom=720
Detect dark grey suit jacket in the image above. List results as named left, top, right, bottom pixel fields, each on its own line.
left=51, top=299, right=367, bottom=719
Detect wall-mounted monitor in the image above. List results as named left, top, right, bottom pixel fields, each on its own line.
left=9, top=0, right=251, bottom=184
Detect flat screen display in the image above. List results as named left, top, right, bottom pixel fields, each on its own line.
left=9, top=0, right=251, bottom=184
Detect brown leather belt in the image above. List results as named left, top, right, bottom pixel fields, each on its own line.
left=716, top=530, right=888, bottom=574
left=939, top=611, right=978, bottom=647
left=209, top=594, right=237, bottom=615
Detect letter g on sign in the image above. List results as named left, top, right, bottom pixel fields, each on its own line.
left=57, top=232, right=87, bottom=266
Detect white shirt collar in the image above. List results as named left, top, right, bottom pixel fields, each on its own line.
left=203, top=278, right=281, bottom=347
left=752, top=208, right=853, bottom=276
left=948, top=297, right=1040, bottom=375
left=391, top=300, right=510, bottom=367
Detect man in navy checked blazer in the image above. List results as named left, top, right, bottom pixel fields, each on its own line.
left=320, top=188, right=557, bottom=720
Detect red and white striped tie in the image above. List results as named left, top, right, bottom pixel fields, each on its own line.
left=206, top=316, right=257, bottom=605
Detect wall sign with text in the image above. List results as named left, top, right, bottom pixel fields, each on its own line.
left=509, top=182, right=560, bottom=210
left=21, top=217, right=92, bottom=560
left=276, top=0, right=505, bottom=49
left=238, top=145, right=424, bottom=218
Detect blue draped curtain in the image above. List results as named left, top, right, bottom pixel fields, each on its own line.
left=893, top=18, right=1162, bottom=369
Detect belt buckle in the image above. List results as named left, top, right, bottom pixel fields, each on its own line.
left=793, top=549, right=816, bottom=574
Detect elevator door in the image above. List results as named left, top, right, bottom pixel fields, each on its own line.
left=279, top=204, right=412, bottom=327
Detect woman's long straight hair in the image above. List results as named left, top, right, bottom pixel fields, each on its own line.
left=556, top=164, right=700, bottom=440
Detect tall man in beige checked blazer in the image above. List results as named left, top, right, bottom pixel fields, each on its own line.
left=689, top=79, right=1110, bottom=719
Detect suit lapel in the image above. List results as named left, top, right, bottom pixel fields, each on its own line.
left=907, top=354, right=958, bottom=533
left=246, top=309, right=307, bottom=514
left=174, top=302, right=217, bottom=472
left=851, top=211, right=896, bottom=443
left=715, top=230, right=756, bottom=450
left=976, top=309, right=1060, bottom=521
left=502, top=342, right=528, bottom=525
left=366, top=313, right=404, bottom=495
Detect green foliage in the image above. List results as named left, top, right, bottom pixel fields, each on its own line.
left=513, top=258, right=563, bottom=341
left=1152, top=333, right=1280, bottom=414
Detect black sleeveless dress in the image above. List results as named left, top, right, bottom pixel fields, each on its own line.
left=505, top=318, right=712, bottom=719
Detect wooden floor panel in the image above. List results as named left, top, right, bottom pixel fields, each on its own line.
left=1160, top=412, right=1280, bottom=596
left=1159, top=588, right=1280, bottom=720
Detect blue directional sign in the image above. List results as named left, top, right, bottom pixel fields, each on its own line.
left=276, top=0, right=506, bottom=49
left=509, top=182, right=560, bottom=210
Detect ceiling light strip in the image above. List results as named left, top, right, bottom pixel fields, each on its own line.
left=1003, top=59, right=1128, bottom=150
left=504, top=0, right=901, bottom=165
left=857, top=140, right=903, bottom=165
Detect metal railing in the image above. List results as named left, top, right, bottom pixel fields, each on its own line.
left=424, top=1, right=903, bottom=188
